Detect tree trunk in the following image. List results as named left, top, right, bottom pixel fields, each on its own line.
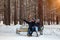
left=56, top=16, right=59, bottom=24
left=38, top=0, right=43, bottom=27
left=4, top=0, right=10, bottom=25
left=19, top=0, right=24, bottom=24
left=14, top=0, right=18, bottom=25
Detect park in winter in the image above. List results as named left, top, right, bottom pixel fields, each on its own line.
left=0, top=0, right=60, bottom=40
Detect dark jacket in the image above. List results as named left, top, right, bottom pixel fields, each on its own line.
left=34, top=23, right=40, bottom=27
left=24, top=20, right=35, bottom=30
left=33, top=22, right=40, bottom=31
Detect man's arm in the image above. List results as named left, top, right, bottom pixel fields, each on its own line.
left=23, top=20, right=30, bottom=24
left=20, top=18, right=29, bottom=24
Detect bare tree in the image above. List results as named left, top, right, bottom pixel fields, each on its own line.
left=14, top=0, right=18, bottom=25
left=38, top=0, right=43, bottom=26
left=56, top=16, right=59, bottom=24
left=4, top=0, right=10, bottom=25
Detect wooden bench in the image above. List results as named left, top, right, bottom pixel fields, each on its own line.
left=16, top=28, right=28, bottom=32
left=16, top=25, right=28, bottom=34
left=16, top=25, right=44, bottom=36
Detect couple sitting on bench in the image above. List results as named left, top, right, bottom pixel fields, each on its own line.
left=22, top=18, right=40, bottom=36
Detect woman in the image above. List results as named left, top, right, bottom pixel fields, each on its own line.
left=31, top=19, right=40, bottom=36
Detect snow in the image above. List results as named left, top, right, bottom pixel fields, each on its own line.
left=0, top=24, right=60, bottom=40
left=0, top=24, right=21, bottom=33
left=44, top=25, right=60, bottom=35
left=0, top=33, right=60, bottom=40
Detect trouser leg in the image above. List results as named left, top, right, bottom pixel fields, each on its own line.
left=27, top=28, right=32, bottom=36
left=35, top=27, right=38, bottom=32
left=31, top=27, right=35, bottom=35
left=35, top=27, right=38, bottom=36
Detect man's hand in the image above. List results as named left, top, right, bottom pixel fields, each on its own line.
left=20, top=18, right=25, bottom=21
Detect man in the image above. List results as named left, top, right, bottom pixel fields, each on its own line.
left=21, top=18, right=35, bottom=36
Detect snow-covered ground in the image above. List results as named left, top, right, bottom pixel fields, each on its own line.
left=0, top=24, right=60, bottom=40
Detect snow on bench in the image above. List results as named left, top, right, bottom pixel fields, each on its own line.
left=16, top=25, right=28, bottom=33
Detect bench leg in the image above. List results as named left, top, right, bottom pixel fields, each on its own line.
left=16, top=30, right=20, bottom=34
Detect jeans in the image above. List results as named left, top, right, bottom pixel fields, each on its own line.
left=32, top=26, right=38, bottom=31
left=27, top=28, right=32, bottom=35
left=31, top=26, right=38, bottom=34
left=27, top=26, right=38, bottom=35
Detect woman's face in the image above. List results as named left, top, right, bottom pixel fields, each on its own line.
left=36, top=19, right=40, bottom=23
